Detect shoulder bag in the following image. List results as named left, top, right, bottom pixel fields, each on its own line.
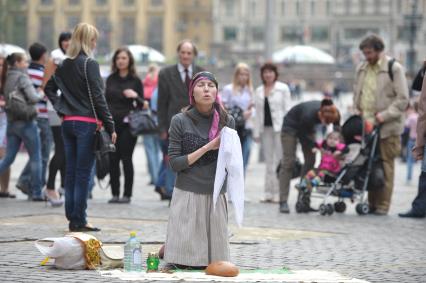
left=128, top=108, right=158, bottom=137
left=5, top=75, right=37, bottom=121
left=84, top=57, right=115, bottom=180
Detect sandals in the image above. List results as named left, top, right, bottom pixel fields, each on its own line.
left=0, top=192, right=16, bottom=198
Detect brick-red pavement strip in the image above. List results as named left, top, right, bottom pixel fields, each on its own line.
left=0, top=94, right=426, bottom=283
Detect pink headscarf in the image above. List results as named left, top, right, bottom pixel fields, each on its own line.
left=188, top=72, right=220, bottom=141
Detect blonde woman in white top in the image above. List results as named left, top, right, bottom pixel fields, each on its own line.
left=221, top=63, right=254, bottom=172
left=253, top=63, right=291, bottom=203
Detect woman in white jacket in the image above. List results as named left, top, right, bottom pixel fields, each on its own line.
left=253, top=63, right=291, bottom=203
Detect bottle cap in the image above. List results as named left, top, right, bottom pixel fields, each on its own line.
left=130, top=231, right=136, bottom=237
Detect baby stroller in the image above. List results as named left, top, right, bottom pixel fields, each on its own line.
left=295, top=115, right=384, bottom=215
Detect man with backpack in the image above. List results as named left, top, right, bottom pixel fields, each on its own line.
left=353, top=34, right=409, bottom=215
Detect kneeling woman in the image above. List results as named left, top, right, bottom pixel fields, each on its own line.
left=164, top=72, right=235, bottom=267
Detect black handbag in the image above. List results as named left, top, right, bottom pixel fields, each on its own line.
left=84, top=57, right=115, bottom=180
left=128, top=109, right=157, bottom=136
left=5, top=76, right=37, bottom=121
left=228, top=106, right=245, bottom=128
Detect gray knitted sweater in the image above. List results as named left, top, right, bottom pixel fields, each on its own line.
left=168, top=107, right=235, bottom=194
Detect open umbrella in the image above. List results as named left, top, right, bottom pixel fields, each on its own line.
left=124, top=45, right=165, bottom=64
left=0, top=43, right=26, bottom=57
left=272, top=45, right=335, bottom=64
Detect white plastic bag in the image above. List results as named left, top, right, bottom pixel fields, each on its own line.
left=35, top=237, right=85, bottom=269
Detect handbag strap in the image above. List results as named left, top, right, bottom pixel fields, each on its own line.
left=83, top=57, right=99, bottom=124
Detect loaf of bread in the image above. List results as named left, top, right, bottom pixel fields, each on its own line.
left=205, top=261, right=239, bottom=277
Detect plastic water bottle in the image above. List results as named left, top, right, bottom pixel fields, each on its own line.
left=124, top=231, right=142, bottom=272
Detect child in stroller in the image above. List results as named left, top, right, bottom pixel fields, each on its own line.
left=296, top=115, right=380, bottom=215
left=297, top=131, right=349, bottom=212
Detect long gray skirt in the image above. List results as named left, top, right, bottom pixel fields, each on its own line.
left=164, top=187, right=230, bottom=266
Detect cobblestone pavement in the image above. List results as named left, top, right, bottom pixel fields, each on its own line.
left=0, top=95, right=425, bottom=283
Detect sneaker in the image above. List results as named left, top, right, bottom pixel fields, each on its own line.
left=108, top=196, right=119, bottom=203
left=279, top=202, right=290, bottom=213
left=118, top=196, right=131, bottom=204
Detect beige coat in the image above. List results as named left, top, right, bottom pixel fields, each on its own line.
left=353, top=55, right=409, bottom=139
left=253, top=81, right=291, bottom=139
left=413, top=74, right=426, bottom=159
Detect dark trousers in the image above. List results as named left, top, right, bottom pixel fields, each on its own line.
left=109, top=123, right=137, bottom=198
left=46, top=125, right=66, bottom=190
left=62, top=120, right=96, bottom=227
left=412, top=145, right=426, bottom=215
left=279, top=132, right=316, bottom=203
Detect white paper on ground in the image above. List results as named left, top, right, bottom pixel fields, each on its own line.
left=99, top=269, right=370, bottom=282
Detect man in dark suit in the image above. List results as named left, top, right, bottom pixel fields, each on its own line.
left=156, top=40, right=203, bottom=198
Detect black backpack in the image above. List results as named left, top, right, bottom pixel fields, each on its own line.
left=412, top=63, right=426, bottom=91
left=388, top=58, right=396, bottom=82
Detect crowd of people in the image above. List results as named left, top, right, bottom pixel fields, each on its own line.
left=0, top=21, right=425, bottom=243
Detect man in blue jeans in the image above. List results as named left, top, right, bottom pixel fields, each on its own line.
left=16, top=43, right=52, bottom=195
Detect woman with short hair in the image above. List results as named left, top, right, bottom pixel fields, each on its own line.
left=45, top=23, right=116, bottom=232
left=253, top=63, right=291, bottom=203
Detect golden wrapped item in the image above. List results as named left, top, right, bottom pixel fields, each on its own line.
left=69, top=233, right=102, bottom=269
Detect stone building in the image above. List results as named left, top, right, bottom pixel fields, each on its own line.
left=0, top=0, right=213, bottom=60
left=211, top=0, right=426, bottom=68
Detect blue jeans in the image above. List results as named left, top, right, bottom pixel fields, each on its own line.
left=0, top=120, right=42, bottom=198
left=241, top=131, right=253, bottom=173
left=62, top=121, right=96, bottom=227
left=406, top=138, right=416, bottom=182
left=88, top=161, right=96, bottom=197
left=143, top=134, right=161, bottom=184
left=18, top=118, right=53, bottom=189
left=155, top=139, right=175, bottom=197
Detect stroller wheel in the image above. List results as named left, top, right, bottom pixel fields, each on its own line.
left=326, top=204, right=334, bottom=215
left=334, top=201, right=346, bottom=213
left=319, top=204, right=327, bottom=216
left=356, top=203, right=369, bottom=215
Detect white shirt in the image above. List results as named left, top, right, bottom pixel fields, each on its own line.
left=253, top=81, right=291, bottom=138
left=177, top=63, right=193, bottom=83
left=213, top=127, right=245, bottom=227
left=51, top=48, right=67, bottom=65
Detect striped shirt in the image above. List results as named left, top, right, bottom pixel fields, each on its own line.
left=28, top=62, right=47, bottom=119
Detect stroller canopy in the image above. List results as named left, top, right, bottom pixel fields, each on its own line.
left=341, top=115, right=363, bottom=145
